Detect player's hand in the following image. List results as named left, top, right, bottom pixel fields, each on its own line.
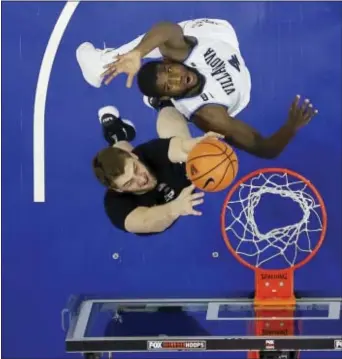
left=180, top=132, right=224, bottom=161
left=102, top=50, right=142, bottom=87
left=200, top=131, right=225, bottom=141
left=171, top=184, right=205, bottom=216
left=287, top=95, right=318, bottom=131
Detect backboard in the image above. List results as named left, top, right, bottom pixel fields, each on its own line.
left=64, top=296, right=342, bottom=356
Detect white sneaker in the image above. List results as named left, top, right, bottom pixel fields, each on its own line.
left=76, top=42, right=119, bottom=88
left=98, top=106, right=135, bottom=129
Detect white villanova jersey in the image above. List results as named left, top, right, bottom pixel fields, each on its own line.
left=171, top=19, right=251, bottom=119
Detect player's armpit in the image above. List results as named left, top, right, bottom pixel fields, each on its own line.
left=137, top=22, right=191, bottom=61
left=124, top=204, right=180, bottom=234
left=193, top=105, right=297, bottom=159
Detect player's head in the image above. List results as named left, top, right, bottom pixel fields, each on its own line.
left=137, top=59, right=203, bottom=99
left=92, top=147, right=156, bottom=193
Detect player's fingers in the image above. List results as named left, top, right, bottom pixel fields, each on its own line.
left=185, top=183, right=196, bottom=192
left=103, top=63, right=113, bottom=70
left=291, top=94, right=300, bottom=112
left=205, top=131, right=224, bottom=139
left=190, top=209, right=202, bottom=216
left=104, top=72, right=119, bottom=85
left=101, top=68, right=113, bottom=78
left=300, top=98, right=310, bottom=115
left=103, top=55, right=122, bottom=67
left=303, top=103, right=313, bottom=119
left=309, top=109, right=319, bottom=123
left=103, top=60, right=118, bottom=71
left=304, top=105, right=318, bottom=123
left=101, top=64, right=117, bottom=78
left=181, top=184, right=195, bottom=196
left=191, top=198, right=204, bottom=207
left=126, top=75, right=134, bottom=88
left=104, top=66, right=126, bottom=84
left=104, top=77, right=113, bottom=86
left=191, top=192, right=205, bottom=200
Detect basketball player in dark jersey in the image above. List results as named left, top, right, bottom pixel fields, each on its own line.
left=94, top=104, right=223, bottom=235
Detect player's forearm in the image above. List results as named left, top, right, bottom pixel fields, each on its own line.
left=256, top=123, right=297, bottom=159
left=115, top=34, right=145, bottom=56
left=135, top=22, right=179, bottom=57
left=137, top=202, right=180, bottom=233
left=114, top=34, right=162, bottom=59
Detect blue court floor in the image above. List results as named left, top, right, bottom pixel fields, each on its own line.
left=2, top=2, right=342, bottom=358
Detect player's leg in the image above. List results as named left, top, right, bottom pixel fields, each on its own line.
left=98, top=106, right=136, bottom=151
left=156, top=106, right=192, bottom=140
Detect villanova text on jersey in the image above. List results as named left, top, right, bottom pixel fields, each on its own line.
left=203, top=47, right=238, bottom=96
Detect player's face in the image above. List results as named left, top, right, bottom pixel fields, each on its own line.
left=113, top=156, right=157, bottom=193
left=156, top=62, right=199, bottom=97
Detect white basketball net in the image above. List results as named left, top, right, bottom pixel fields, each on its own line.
left=224, top=172, right=324, bottom=268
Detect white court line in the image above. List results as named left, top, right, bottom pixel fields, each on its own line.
left=33, top=1, right=79, bottom=202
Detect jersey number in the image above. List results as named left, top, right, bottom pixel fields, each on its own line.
left=200, top=93, right=209, bottom=102
left=228, top=55, right=241, bottom=72
left=200, top=93, right=214, bottom=102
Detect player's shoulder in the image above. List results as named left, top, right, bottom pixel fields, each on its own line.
left=133, top=138, right=172, bottom=167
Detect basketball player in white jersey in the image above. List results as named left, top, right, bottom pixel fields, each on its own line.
left=77, top=19, right=318, bottom=159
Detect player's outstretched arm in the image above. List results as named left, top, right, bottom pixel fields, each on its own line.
left=124, top=203, right=181, bottom=234
left=192, top=95, right=318, bottom=159
left=134, top=22, right=191, bottom=60
left=102, top=22, right=191, bottom=87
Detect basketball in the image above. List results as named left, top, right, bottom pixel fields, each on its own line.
left=185, top=137, right=238, bottom=192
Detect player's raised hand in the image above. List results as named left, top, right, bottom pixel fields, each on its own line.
left=102, top=50, right=142, bottom=87
left=171, top=184, right=205, bottom=217
left=179, top=131, right=225, bottom=162
left=287, top=95, right=318, bottom=130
